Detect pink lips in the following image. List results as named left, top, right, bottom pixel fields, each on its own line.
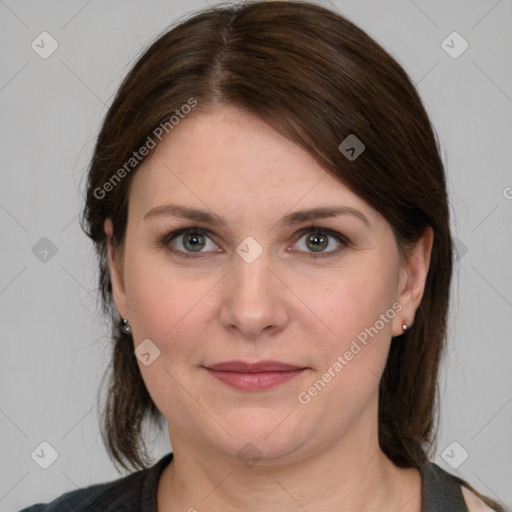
left=204, top=360, right=307, bottom=391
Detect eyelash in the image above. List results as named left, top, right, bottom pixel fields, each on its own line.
left=158, top=225, right=350, bottom=259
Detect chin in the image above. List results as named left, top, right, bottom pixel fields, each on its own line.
left=213, top=411, right=312, bottom=465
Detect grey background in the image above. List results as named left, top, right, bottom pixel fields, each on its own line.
left=1, top=0, right=511, bottom=510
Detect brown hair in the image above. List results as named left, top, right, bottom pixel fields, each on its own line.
left=80, top=1, right=505, bottom=509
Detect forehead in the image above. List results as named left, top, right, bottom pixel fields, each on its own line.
left=128, top=107, right=380, bottom=228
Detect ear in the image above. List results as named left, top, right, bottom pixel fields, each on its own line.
left=104, top=218, right=128, bottom=320
left=392, top=225, right=434, bottom=337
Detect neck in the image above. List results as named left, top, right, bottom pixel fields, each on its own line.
left=157, top=413, right=422, bottom=512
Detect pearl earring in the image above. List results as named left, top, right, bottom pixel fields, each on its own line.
left=402, top=323, right=408, bottom=331
left=121, top=318, right=131, bottom=335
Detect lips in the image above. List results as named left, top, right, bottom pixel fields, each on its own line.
left=206, top=360, right=305, bottom=372
left=203, top=360, right=308, bottom=391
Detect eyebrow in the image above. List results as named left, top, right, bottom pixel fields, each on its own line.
left=143, top=204, right=370, bottom=229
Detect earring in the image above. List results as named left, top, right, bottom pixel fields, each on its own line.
left=121, top=318, right=131, bottom=335
left=402, top=323, right=408, bottom=331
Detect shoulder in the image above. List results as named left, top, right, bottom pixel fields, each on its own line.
left=460, top=485, right=497, bottom=512
left=419, top=460, right=502, bottom=512
left=18, top=467, right=148, bottom=512
left=18, top=452, right=174, bottom=512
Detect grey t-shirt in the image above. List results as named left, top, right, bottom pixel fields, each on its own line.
left=19, top=452, right=470, bottom=511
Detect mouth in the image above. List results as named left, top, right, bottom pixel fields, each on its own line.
left=203, top=360, right=308, bottom=391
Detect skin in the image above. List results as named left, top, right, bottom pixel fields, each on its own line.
left=105, top=105, right=435, bottom=512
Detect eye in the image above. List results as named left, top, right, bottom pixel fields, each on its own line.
left=291, top=227, right=348, bottom=258
left=159, top=225, right=349, bottom=258
left=162, top=227, right=219, bottom=255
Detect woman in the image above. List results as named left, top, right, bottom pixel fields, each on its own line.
left=20, top=1, right=507, bottom=511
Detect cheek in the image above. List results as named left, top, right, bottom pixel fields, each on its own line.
left=308, top=261, right=398, bottom=403
left=123, top=249, right=221, bottom=365
left=323, top=261, right=397, bottom=342
left=122, top=253, right=211, bottom=419
left=123, top=248, right=186, bottom=343
left=292, top=269, right=397, bottom=427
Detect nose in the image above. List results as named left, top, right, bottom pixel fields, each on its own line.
left=219, top=246, right=290, bottom=340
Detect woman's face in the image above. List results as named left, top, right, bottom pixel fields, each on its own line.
left=106, top=106, right=431, bottom=465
